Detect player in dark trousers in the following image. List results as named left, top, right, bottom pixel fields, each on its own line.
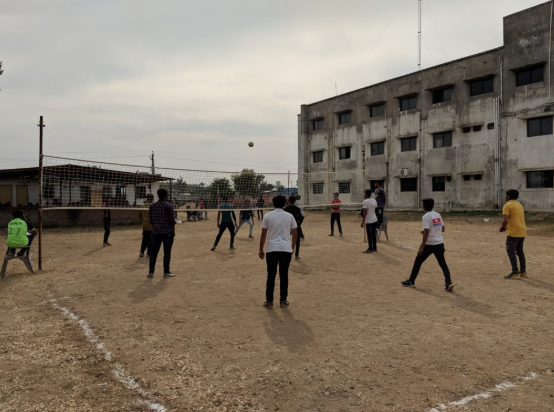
left=374, top=181, right=386, bottom=228
left=256, top=196, right=265, bottom=220
left=259, top=195, right=298, bottom=309
left=235, top=199, right=255, bottom=238
left=329, top=192, right=343, bottom=237
left=211, top=197, right=237, bottom=251
left=500, top=189, right=527, bottom=279
left=284, top=195, right=303, bottom=260
left=401, top=198, right=454, bottom=291
left=148, top=189, right=176, bottom=278
left=139, top=193, right=154, bottom=257
left=102, top=197, right=112, bottom=246
left=6, top=210, right=38, bottom=256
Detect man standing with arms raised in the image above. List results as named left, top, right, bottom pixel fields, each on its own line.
left=500, top=189, right=527, bottom=279
left=259, top=195, right=298, bottom=309
left=148, top=189, right=175, bottom=278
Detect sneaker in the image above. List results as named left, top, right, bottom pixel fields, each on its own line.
left=504, top=272, right=521, bottom=279
left=249, top=235, right=254, bottom=238
left=295, top=256, right=301, bottom=260
left=147, top=273, right=154, bottom=278
left=104, top=243, right=112, bottom=247
left=263, top=302, right=273, bottom=309
left=339, top=233, right=343, bottom=237
left=280, top=301, right=289, bottom=308
left=230, top=246, right=236, bottom=250
left=139, top=253, right=144, bottom=257
left=163, top=272, right=175, bottom=278
left=301, top=236, right=305, bottom=240
left=363, top=249, right=373, bottom=254
left=401, top=280, right=415, bottom=287
left=328, top=233, right=334, bottom=237
left=210, top=246, right=216, bottom=251
left=445, top=282, right=455, bottom=292
left=519, top=271, right=528, bottom=278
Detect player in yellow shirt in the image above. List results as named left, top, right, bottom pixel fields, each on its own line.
left=499, top=189, right=527, bottom=279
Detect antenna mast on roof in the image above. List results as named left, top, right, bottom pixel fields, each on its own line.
left=418, top=0, right=422, bottom=70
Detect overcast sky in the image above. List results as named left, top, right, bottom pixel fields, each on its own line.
left=0, top=0, right=547, bottom=173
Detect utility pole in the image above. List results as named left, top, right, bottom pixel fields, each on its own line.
left=38, top=116, right=45, bottom=271
left=149, top=151, right=155, bottom=175
left=418, top=0, right=422, bottom=70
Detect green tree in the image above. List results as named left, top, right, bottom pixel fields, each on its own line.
left=231, top=169, right=266, bottom=197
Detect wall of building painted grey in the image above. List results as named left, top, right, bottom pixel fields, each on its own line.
left=299, top=1, right=554, bottom=211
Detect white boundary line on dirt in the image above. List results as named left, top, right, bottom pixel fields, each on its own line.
left=425, top=371, right=538, bottom=412
left=50, top=298, right=167, bottom=412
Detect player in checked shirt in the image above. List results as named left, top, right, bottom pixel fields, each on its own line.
left=401, top=198, right=454, bottom=291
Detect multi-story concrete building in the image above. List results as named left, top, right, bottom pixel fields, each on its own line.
left=298, top=1, right=554, bottom=211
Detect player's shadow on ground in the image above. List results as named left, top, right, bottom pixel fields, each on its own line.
left=263, top=309, right=315, bottom=353
left=291, top=260, right=312, bottom=275
left=214, top=250, right=236, bottom=261
left=128, top=278, right=168, bottom=303
left=413, top=287, right=496, bottom=318
left=82, top=246, right=106, bottom=256
left=521, top=278, right=554, bottom=293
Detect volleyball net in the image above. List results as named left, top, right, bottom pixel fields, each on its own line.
left=40, top=156, right=366, bottom=211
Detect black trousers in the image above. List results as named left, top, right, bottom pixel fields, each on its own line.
left=365, top=222, right=377, bottom=251
left=409, top=243, right=451, bottom=284
left=149, top=233, right=174, bottom=274
left=266, top=252, right=292, bottom=303
left=294, top=226, right=303, bottom=257
left=257, top=210, right=264, bottom=220
left=214, top=222, right=235, bottom=247
left=506, top=236, right=526, bottom=273
left=330, top=214, right=342, bottom=234
left=103, top=219, right=111, bottom=244
left=140, top=230, right=152, bottom=255
left=375, top=207, right=384, bottom=226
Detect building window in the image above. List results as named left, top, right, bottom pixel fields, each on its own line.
left=400, top=136, right=417, bottom=152
left=400, top=96, right=417, bottom=111
left=400, top=178, right=418, bottom=192
left=312, top=118, right=324, bottom=131
left=470, top=77, right=494, bottom=96
left=338, top=111, right=352, bottom=125
left=462, top=127, right=471, bottom=134
left=432, top=87, right=452, bottom=104
left=527, top=116, right=553, bottom=137
left=474, top=174, right=482, bottom=180
left=487, top=122, right=495, bottom=130
left=370, top=180, right=385, bottom=190
left=313, top=151, right=324, bottom=163
left=371, top=141, right=385, bottom=156
left=527, top=170, right=553, bottom=188
left=473, top=125, right=482, bottom=132
left=136, top=186, right=147, bottom=198
left=433, top=131, right=453, bottom=148
left=370, top=103, right=385, bottom=118
left=432, top=176, right=446, bottom=192
left=463, top=175, right=471, bottom=181
left=339, top=146, right=351, bottom=160
left=516, top=65, right=544, bottom=87
left=338, top=181, right=351, bottom=194
left=313, top=182, right=324, bottom=194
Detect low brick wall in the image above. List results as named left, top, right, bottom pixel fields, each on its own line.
left=0, top=207, right=142, bottom=228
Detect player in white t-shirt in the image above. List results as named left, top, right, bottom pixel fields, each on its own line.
left=360, top=189, right=379, bottom=253
left=401, top=198, right=454, bottom=291
left=259, top=195, right=298, bottom=309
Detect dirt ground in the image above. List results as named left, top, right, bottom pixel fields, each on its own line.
left=1, top=211, right=553, bottom=412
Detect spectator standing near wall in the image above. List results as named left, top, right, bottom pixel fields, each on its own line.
left=374, top=182, right=386, bottom=228
left=500, top=189, right=527, bottom=279
left=148, top=189, right=176, bottom=278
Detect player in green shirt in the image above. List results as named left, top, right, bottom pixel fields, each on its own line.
left=6, top=210, right=38, bottom=256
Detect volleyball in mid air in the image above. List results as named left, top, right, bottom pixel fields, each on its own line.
left=248, top=142, right=254, bottom=147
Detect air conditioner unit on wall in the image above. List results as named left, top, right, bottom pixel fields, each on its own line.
left=400, top=168, right=409, bottom=176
